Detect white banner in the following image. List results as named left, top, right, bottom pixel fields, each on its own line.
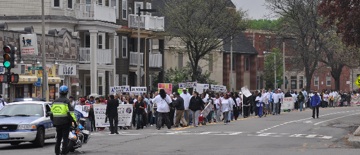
left=131, top=87, right=147, bottom=95
left=194, top=83, right=209, bottom=94
left=58, top=64, right=76, bottom=76
left=281, top=97, right=294, bottom=110
left=186, top=82, right=197, bottom=88
left=211, top=85, right=220, bottom=91
left=74, top=105, right=90, bottom=117
left=110, top=86, right=131, bottom=94
left=219, top=85, right=227, bottom=93
left=93, top=104, right=133, bottom=127
left=241, top=87, right=252, bottom=97
left=201, top=103, right=213, bottom=117
left=178, top=83, right=186, bottom=89
left=20, top=34, right=38, bottom=55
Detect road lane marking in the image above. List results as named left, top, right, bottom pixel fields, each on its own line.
left=313, top=112, right=360, bottom=125
left=258, top=109, right=360, bottom=133
left=305, top=134, right=317, bottom=138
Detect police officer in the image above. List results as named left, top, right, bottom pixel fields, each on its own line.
left=50, top=85, right=76, bottom=155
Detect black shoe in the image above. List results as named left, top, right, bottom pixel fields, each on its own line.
left=115, top=132, right=119, bottom=134
left=312, top=116, right=315, bottom=119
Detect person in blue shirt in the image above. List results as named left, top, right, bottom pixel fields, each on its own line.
left=311, top=91, right=321, bottom=119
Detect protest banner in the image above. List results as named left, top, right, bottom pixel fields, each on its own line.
left=131, top=87, right=147, bottom=95
left=74, top=105, right=90, bottom=117
left=186, top=82, right=197, bottom=88
left=93, top=104, right=133, bottom=127
left=201, top=103, right=213, bottom=117
left=195, top=83, right=209, bottom=94
left=110, top=86, right=130, bottom=94
left=158, top=83, right=173, bottom=94
left=241, top=87, right=252, bottom=97
left=178, top=83, right=186, bottom=89
left=350, top=94, right=360, bottom=106
left=281, top=97, right=294, bottom=110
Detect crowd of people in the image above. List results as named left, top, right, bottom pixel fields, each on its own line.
left=71, top=88, right=359, bottom=134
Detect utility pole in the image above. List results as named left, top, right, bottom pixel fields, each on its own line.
left=274, top=55, right=277, bottom=90
left=282, top=41, right=286, bottom=90
left=230, top=36, right=234, bottom=92
left=41, top=0, right=49, bottom=101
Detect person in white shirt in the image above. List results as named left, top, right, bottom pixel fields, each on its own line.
left=323, top=91, right=330, bottom=107
left=180, top=88, right=192, bottom=125
left=221, top=93, right=232, bottom=124
left=153, top=89, right=172, bottom=130
left=214, top=94, right=222, bottom=122
left=272, top=90, right=281, bottom=115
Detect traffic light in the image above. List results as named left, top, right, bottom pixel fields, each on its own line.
left=3, top=44, right=15, bottom=69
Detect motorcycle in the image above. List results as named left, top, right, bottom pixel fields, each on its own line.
left=59, top=118, right=91, bottom=153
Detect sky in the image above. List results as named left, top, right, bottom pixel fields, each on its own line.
left=232, top=0, right=274, bottom=20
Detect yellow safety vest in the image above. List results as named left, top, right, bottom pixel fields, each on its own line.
left=51, top=103, right=76, bottom=122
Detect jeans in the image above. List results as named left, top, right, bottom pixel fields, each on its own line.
left=157, top=112, right=171, bottom=129
left=184, top=110, right=191, bottom=125
left=299, top=101, right=304, bottom=111
left=192, top=110, right=201, bottom=126
left=312, top=105, right=320, bottom=118
left=223, top=111, right=229, bottom=123
left=109, top=116, right=118, bottom=134
left=55, top=124, right=70, bottom=155
left=136, top=114, right=143, bottom=129
left=273, top=102, right=279, bottom=115
left=216, top=109, right=222, bottom=122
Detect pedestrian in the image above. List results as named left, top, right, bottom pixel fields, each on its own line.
left=297, top=91, right=305, bottom=111
left=134, top=96, right=146, bottom=129
left=189, top=91, right=205, bottom=127
left=153, top=89, right=172, bottom=130
left=173, top=92, right=187, bottom=127
left=50, top=85, right=76, bottom=155
left=106, top=95, right=119, bottom=135
left=272, top=90, right=281, bottom=115
left=221, top=93, right=231, bottom=124
left=180, top=88, right=192, bottom=125
left=311, top=91, right=321, bottom=119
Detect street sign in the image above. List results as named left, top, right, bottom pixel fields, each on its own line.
left=58, top=64, right=76, bottom=76
left=28, top=66, right=43, bottom=70
left=355, top=76, right=360, bottom=88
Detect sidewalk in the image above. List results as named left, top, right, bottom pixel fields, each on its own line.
left=348, top=126, right=360, bottom=147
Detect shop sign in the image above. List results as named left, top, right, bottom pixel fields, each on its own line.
left=58, top=64, right=76, bottom=76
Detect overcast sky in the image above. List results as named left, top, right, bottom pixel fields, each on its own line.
left=232, top=0, right=275, bottom=19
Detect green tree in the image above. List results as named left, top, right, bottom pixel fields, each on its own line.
left=162, top=0, right=247, bottom=81
left=264, top=48, right=283, bottom=89
left=248, top=19, right=282, bottom=31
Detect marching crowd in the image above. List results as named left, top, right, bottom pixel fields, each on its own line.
left=71, top=88, right=358, bottom=134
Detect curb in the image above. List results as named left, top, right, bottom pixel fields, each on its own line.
left=348, top=126, right=360, bottom=148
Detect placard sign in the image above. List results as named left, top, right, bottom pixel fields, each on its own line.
left=58, top=64, right=76, bottom=76
left=281, top=97, right=294, bottom=110
left=131, top=87, right=147, bottom=95
left=93, top=104, right=133, bottom=127
left=20, top=34, right=38, bottom=55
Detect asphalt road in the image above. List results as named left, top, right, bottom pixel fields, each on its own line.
left=1, top=106, right=360, bottom=155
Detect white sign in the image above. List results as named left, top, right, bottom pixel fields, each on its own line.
left=219, top=85, right=227, bottom=93
left=110, top=86, right=131, bottom=94
left=241, top=87, right=252, bottom=97
left=194, top=83, right=209, bottom=94
left=93, top=104, right=133, bottom=127
left=178, top=83, right=186, bottom=89
left=20, top=34, right=38, bottom=55
left=186, top=82, right=197, bottom=88
left=58, top=64, right=77, bottom=76
left=131, top=87, right=147, bottom=95
left=74, top=105, right=90, bottom=117
left=281, top=97, right=294, bottom=110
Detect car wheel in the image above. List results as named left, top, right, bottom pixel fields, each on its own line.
left=33, top=127, right=45, bottom=147
left=10, top=142, right=20, bottom=146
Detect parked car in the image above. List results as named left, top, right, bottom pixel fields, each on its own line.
left=13, top=98, right=45, bottom=102
left=0, top=101, right=56, bottom=147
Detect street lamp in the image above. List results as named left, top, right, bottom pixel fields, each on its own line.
left=136, top=7, right=156, bottom=86
left=41, top=0, right=48, bottom=101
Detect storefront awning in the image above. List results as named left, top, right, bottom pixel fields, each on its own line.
left=48, top=77, right=61, bottom=84
left=17, top=75, right=38, bottom=84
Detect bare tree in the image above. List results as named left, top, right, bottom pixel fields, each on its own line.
left=266, top=0, right=325, bottom=91
left=162, top=0, right=246, bottom=81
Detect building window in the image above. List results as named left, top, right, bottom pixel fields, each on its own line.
left=146, top=2, right=152, bottom=15
left=98, top=76, right=103, bottom=95
left=291, top=76, right=297, bottom=89
left=98, top=0, right=103, bottom=5
left=122, top=36, right=128, bottom=58
left=326, top=76, right=331, bottom=86
left=314, top=76, right=319, bottom=86
left=299, top=76, right=304, bottom=89
left=98, top=34, right=103, bottom=49
left=122, top=0, right=128, bottom=20
left=122, top=74, right=128, bottom=85
left=245, top=57, right=250, bottom=71
left=68, top=0, right=73, bottom=9
left=53, top=0, right=61, bottom=8
left=84, top=33, right=90, bottom=48
left=178, top=53, right=183, bottom=68
left=134, top=2, right=144, bottom=15
left=209, top=54, right=213, bottom=72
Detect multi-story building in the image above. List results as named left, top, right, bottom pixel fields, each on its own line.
left=0, top=0, right=119, bottom=98
left=0, top=27, right=79, bottom=101
left=116, top=0, right=165, bottom=91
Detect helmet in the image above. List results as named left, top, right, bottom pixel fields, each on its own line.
left=59, top=85, right=68, bottom=95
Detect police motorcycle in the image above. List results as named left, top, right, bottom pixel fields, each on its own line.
left=59, top=118, right=91, bottom=153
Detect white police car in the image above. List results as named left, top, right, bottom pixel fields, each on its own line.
left=0, top=101, right=56, bottom=147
